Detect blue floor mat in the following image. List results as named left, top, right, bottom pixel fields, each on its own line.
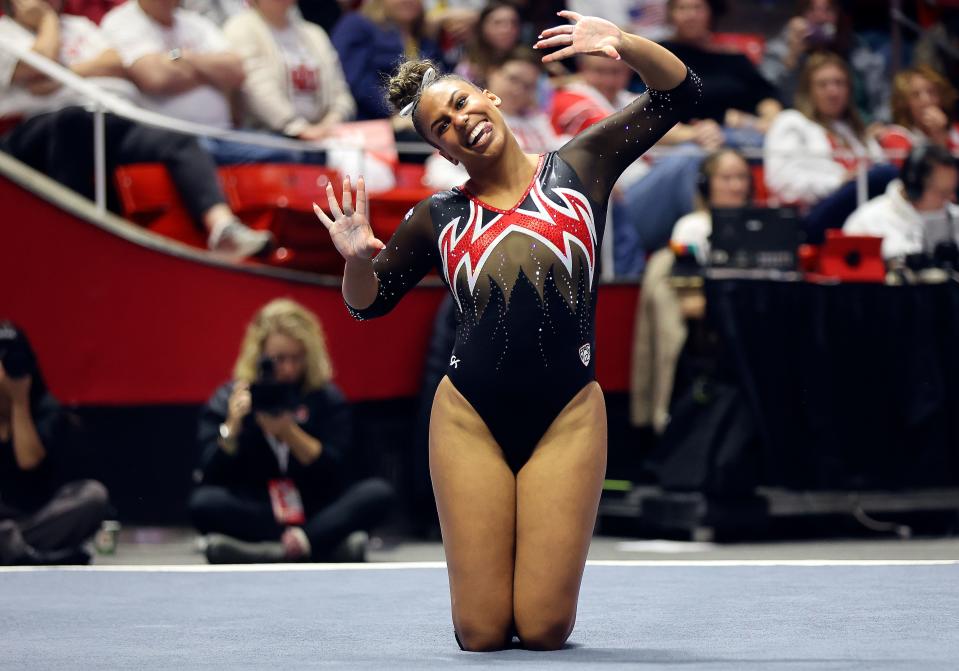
left=2, top=562, right=957, bottom=670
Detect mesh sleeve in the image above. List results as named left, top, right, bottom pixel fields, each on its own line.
left=346, top=197, right=438, bottom=320
left=557, top=68, right=702, bottom=204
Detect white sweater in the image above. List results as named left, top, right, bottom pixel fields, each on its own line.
left=843, top=179, right=959, bottom=260
left=223, top=10, right=355, bottom=136
left=763, top=109, right=883, bottom=205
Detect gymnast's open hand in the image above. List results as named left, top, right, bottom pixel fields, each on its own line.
left=313, top=176, right=386, bottom=262
left=534, top=11, right=624, bottom=63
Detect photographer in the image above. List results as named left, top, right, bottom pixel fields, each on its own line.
left=0, top=321, right=109, bottom=565
left=189, top=298, right=393, bottom=563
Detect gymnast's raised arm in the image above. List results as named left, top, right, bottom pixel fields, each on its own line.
left=535, top=11, right=702, bottom=204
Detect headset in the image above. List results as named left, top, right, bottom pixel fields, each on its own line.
left=901, top=143, right=955, bottom=201
left=899, top=143, right=959, bottom=270
left=696, top=149, right=754, bottom=204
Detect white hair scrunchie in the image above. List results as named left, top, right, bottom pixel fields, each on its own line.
left=398, top=67, right=438, bottom=118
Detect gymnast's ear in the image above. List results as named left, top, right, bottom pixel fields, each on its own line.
left=483, top=89, right=502, bottom=107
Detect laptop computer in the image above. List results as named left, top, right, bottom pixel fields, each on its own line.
left=708, top=207, right=801, bottom=271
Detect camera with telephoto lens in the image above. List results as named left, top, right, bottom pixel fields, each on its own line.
left=805, top=22, right=836, bottom=47
left=0, top=321, right=36, bottom=380
left=249, top=356, right=300, bottom=415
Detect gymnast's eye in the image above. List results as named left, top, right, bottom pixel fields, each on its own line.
left=456, top=96, right=467, bottom=109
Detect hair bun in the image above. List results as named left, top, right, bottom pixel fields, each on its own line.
left=385, top=58, right=442, bottom=114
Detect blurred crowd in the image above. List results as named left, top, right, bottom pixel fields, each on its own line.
left=2, top=0, right=959, bottom=271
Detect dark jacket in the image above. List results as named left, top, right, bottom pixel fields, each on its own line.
left=331, top=12, right=443, bottom=120
left=658, top=40, right=778, bottom=123
left=196, top=381, right=352, bottom=510
left=0, top=391, right=64, bottom=512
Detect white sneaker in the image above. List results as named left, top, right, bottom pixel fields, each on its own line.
left=207, top=218, right=273, bottom=259
left=331, top=530, right=369, bottom=563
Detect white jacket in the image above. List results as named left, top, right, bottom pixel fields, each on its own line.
left=843, top=179, right=959, bottom=260
left=763, top=109, right=883, bottom=205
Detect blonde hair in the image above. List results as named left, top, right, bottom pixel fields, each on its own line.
left=891, top=65, right=957, bottom=128
left=795, top=51, right=864, bottom=138
left=232, top=298, right=333, bottom=391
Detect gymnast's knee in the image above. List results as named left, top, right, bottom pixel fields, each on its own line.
left=453, top=616, right=512, bottom=652
left=514, top=612, right=575, bottom=651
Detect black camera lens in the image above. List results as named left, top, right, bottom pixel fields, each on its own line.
left=0, top=322, right=35, bottom=379
left=256, top=355, right=276, bottom=381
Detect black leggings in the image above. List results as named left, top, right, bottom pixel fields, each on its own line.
left=1, top=106, right=226, bottom=224
left=188, top=478, right=394, bottom=560
left=0, top=480, right=109, bottom=564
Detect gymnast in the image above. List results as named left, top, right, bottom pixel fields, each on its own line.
left=314, top=10, right=699, bottom=652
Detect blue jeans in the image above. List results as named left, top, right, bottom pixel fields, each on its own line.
left=199, top=136, right=327, bottom=166
left=613, top=148, right=704, bottom=277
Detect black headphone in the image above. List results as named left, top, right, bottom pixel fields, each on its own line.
left=696, top=150, right=754, bottom=203
left=901, top=143, right=955, bottom=201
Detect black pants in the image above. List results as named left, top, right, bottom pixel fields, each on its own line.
left=188, top=478, right=394, bottom=560
left=1, top=106, right=226, bottom=224
left=0, top=480, right=109, bottom=564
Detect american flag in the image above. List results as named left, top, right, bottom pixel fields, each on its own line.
left=628, top=0, right=669, bottom=30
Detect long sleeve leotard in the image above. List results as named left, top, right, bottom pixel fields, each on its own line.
left=349, top=68, right=701, bottom=470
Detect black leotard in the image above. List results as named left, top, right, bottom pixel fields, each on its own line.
left=349, top=69, right=701, bottom=471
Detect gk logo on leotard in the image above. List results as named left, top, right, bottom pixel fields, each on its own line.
left=449, top=355, right=461, bottom=369
left=578, top=344, right=590, bottom=366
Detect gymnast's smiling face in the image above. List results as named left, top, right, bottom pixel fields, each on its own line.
left=416, top=78, right=512, bottom=168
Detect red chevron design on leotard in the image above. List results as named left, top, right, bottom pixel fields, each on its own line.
left=437, top=178, right=596, bottom=312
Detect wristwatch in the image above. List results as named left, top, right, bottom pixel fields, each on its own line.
left=168, top=47, right=183, bottom=62
left=218, top=422, right=238, bottom=450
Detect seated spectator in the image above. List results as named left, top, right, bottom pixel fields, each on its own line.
left=0, top=321, right=109, bottom=566
left=100, top=0, right=296, bottom=164
left=0, top=0, right=271, bottom=258
left=631, top=152, right=752, bottom=435
left=427, top=46, right=561, bottom=188
left=331, top=0, right=444, bottom=121
left=763, top=51, right=893, bottom=241
left=670, top=148, right=753, bottom=264
left=550, top=55, right=638, bottom=137
left=913, top=6, right=959, bottom=111
left=180, top=0, right=247, bottom=26
left=223, top=0, right=356, bottom=141
left=190, top=299, right=394, bottom=563
left=422, top=0, right=481, bottom=66
left=760, top=0, right=889, bottom=123
left=453, top=1, right=521, bottom=88
left=844, top=144, right=959, bottom=263
left=880, top=66, right=959, bottom=168
left=567, top=0, right=671, bottom=43
left=100, top=0, right=242, bottom=129
left=659, top=0, right=781, bottom=144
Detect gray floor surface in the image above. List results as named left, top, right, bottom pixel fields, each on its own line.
left=2, top=563, right=957, bottom=670
left=90, top=526, right=959, bottom=565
